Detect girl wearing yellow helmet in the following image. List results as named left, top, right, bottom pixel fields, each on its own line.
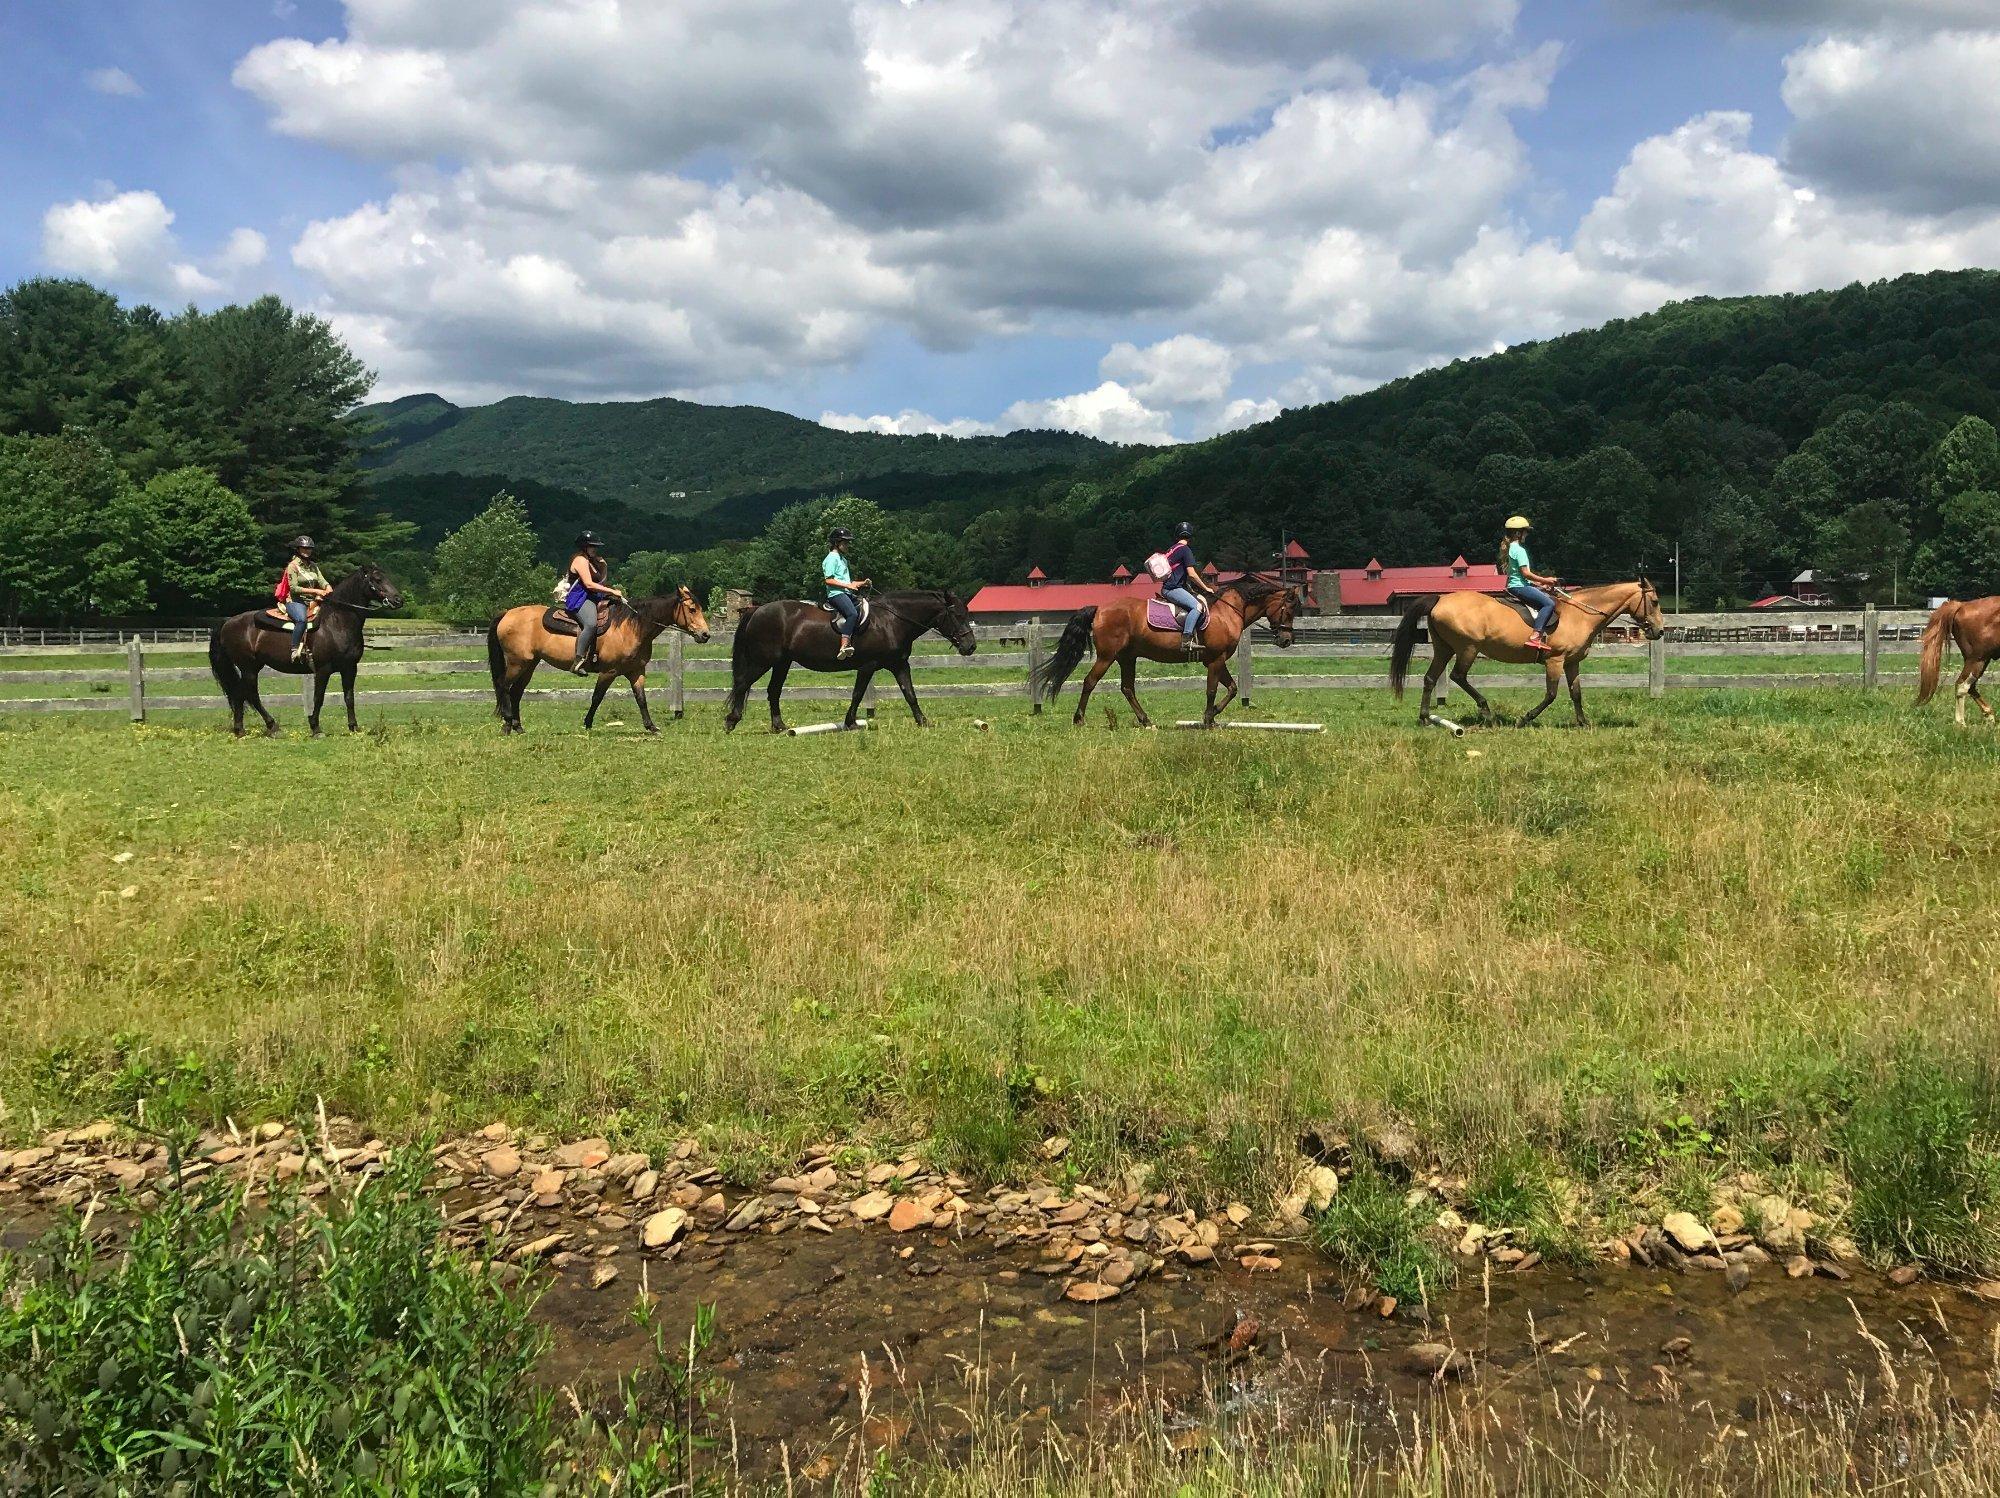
left=1499, top=516, right=1560, bottom=652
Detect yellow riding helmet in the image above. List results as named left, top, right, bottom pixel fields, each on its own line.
left=1504, top=515, right=1532, bottom=531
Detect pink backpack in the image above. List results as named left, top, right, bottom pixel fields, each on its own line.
left=1144, top=551, right=1172, bottom=580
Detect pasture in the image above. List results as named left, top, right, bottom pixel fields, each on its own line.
left=5, top=681, right=1997, bottom=1264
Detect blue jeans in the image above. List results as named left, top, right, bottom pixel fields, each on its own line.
left=1161, top=586, right=1205, bottom=639
left=285, top=598, right=308, bottom=652
left=1509, top=583, right=1556, bottom=634
left=828, top=591, right=860, bottom=638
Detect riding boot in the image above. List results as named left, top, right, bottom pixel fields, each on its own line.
left=291, top=642, right=309, bottom=663
left=1525, top=631, right=1548, bottom=653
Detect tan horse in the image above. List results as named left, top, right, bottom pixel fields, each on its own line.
left=1391, top=579, right=1664, bottom=728
left=1032, top=575, right=1300, bottom=727
left=487, top=588, right=710, bottom=734
left=1916, top=596, right=2000, bottom=726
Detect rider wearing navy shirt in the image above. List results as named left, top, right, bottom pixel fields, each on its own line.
left=1159, top=521, right=1213, bottom=654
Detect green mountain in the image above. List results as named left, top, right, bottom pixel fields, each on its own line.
left=354, top=392, right=1115, bottom=517
left=959, top=269, right=2000, bottom=605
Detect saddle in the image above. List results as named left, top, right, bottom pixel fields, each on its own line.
left=814, top=597, right=871, bottom=632
left=255, top=605, right=318, bottom=632
left=1145, top=596, right=1205, bottom=635
left=543, top=601, right=632, bottom=636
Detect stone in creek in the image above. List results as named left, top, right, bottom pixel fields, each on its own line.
left=1662, top=1213, right=1714, bottom=1254
left=1711, top=1204, right=1745, bottom=1236
left=695, top=1193, right=728, bottom=1227
left=1813, top=1260, right=1851, bottom=1282
left=630, top=1170, right=660, bottom=1202
left=1239, top=1254, right=1282, bottom=1272
left=1725, top=1264, right=1752, bottom=1293
left=806, top=1165, right=839, bottom=1193
left=1659, top=1336, right=1693, bottom=1360
left=1786, top=1256, right=1815, bottom=1279
left=1224, top=1203, right=1251, bottom=1226
left=1889, top=1265, right=1921, bottom=1288
left=483, top=1146, right=522, bottom=1180
left=724, top=1197, right=767, bottom=1232
left=513, top=1232, right=566, bottom=1261
left=1407, top=1343, right=1471, bottom=1380
left=850, top=1191, right=895, bottom=1222
left=1064, top=1280, right=1121, bottom=1303
left=552, top=1138, right=610, bottom=1170
left=480, top=1122, right=511, bottom=1141
left=590, top=1263, right=620, bottom=1290
left=530, top=1170, right=565, bottom=1197
left=274, top=1155, right=307, bottom=1181
left=602, top=1153, right=647, bottom=1181
left=1181, top=1244, right=1216, bottom=1265
left=1101, top=1258, right=1139, bottom=1289
left=643, top=1208, right=689, bottom=1248
left=888, top=1199, right=933, bottom=1233
left=1049, top=1201, right=1090, bottom=1225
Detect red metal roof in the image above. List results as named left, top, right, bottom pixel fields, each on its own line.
left=1110, top=563, right=1132, bottom=579
left=1026, top=565, right=1047, bottom=580
left=1283, top=540, right=1310, bottom=560
left=1333, top=561, right=1507, bottom=608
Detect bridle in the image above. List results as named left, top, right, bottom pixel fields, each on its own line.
left=865, top=590, right=973, bottom=646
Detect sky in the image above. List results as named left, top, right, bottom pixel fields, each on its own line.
left=7, top=0, right=2000, bottom=445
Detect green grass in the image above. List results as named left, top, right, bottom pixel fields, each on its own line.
left=3, top=686, right=2000, bottom=1272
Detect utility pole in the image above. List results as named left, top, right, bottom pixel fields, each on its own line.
left=1673, top=540, right=1681, bottom=614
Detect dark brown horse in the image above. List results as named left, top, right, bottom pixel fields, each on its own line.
left=1390, top=579, right=1663, bottom=728
left=723, top=590, right=976, bottom=732
left=1031, top=576, right=1299, bottom=728
left=1916, top=595, right=2000, bottom=726
left=487, top=588, right=710, bottom=734
left=207, top=563, right=404, bottom=737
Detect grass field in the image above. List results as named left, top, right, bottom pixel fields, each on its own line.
left=4, top=683, right=1999, bottom=1270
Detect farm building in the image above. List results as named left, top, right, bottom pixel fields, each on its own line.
left=1324, top=556, right=1509, bottom=613
left=966, top=543, right=1328, bottom=624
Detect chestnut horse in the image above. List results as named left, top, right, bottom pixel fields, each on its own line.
left=487, top=588, right=710, bottom=734
left=1916, top=596, right=2000, bottom=726
left=1032, top=575, right=1299, bottom=728
left=1391, top=579, right=1664, bottom=728
left=207, top=562, right=404, bottom=737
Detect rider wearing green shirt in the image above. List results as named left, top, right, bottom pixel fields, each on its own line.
left=1499, top=515, right=1560, bottom=652
left=823, top=526, right=870, bottom=659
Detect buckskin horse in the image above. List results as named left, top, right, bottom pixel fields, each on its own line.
left=487, top=587, right=711, bottom=734
left=1916, top=595, right=2000, bottom=726
left=207, top=563, right=404, bottom=738
left=1031, top=575, right=1299, bottom=728
left=1390, top=579, right=1664, bottom=728
left=723, top=590, right=977, bottom=732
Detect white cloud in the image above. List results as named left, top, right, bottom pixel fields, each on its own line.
left=216, top=0, right=2000, bottom=437
left=820, top=409, right=1000, bottom=437
left=1782, top=29, right=2000, bottom=214
left=1656, top=0, right=1998, bottom=29
left=42, top=190, right=272, bottom=301
left=1002, top=381, right=1176, bottom=445
left=84, top=67, right=143, bottom=98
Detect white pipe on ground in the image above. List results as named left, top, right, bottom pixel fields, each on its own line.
left=787, top=721, right=873, bottom=737
left=1172, top=720, right=1324, bottom=733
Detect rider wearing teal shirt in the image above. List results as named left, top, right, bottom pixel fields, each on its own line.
left=1498, top=515, right=1559, bottom=652
left=822, top=526, right=869, bottom=659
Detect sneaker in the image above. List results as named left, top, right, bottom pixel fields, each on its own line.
left=837, top=641, right=854, bottom=660
left=1525, top=632, right=1548, bottom=652
left=290, top=644, right=308, bottom=663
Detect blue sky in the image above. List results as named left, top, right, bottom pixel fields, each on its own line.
left=8, top=1, right=1998, bottom=442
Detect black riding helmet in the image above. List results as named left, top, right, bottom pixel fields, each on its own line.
left=828, top=526, right=854, bottom=546
left=575, top=530, right=604, bottom=550
left=1174, top=521, right=1194, bottom=540
left=291, top=535, right=316, bottom=555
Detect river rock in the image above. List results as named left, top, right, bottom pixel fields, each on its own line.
left=1889, top=1265, right=1921, bottom=1287
left=483, top=1146, right=522, bottom=1180
left=1659, top=1335, right=1693, bottom=1360
left=1065, top=1280, right=1121, bottom=1303
left=1297, top=1164, right=1340, bottom=1211
left=1662, top=1213, right=1714, bottom=1254
left=643, top=1208, right=689, bottom=1248
left=1365, top=1122, right=1419, bottom=1170
left=888, top=1199, right=932, bottom=1233
left=1786, top=1255, right=1815, bottom=1279
left=630, top=1169, right=659, bottom=1202
left=553, top=1138, right=610, bottom=1170
left=1725, top=1264, right=1751, bottom=1293
left=1407, top=1343, right=1471, bottom=1379
left=603, top=1153, right=648, bottom=1181
left=724, top=1196, right=767, bottom=1231
left=590, top=1263, right=620, bottom=1290
left=850, top=1191, right=894, bottom=1222
left=1711, top=1205, right=1745, bottom=1236
left=530, top=1170, right=565, bottom=1197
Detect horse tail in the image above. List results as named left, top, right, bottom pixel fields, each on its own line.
left=486, top=614, right=511, bottom=717
left=1916, top=598, right=1959, bottom=705
left=1390, top=595, right=1440, bottom=701
left=1033, top=607, right=1097, bottom=699
left=206, top=625, right=243, bottom=710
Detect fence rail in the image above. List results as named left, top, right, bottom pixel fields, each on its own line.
left=0, top=606, right=1930, bottom=723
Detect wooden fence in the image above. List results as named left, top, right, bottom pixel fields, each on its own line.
left=0, top=606, right=1933, bottom=723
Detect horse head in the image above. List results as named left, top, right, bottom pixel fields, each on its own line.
left=932, top=591, right=978, bottom=656
left=1628, top=578, right=1665, bottom=640
left=671, top=585, right=711, bottom=643
left=346, top=561, right=404, bottom=611
left=1231, top=576, right=1297, bottom=648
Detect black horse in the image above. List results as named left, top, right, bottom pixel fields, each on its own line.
left=723, top=590, right=977, bottom=733
left=206, top=563, right=404, bottom=737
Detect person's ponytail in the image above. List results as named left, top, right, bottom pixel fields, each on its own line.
left=1496, top=536, right=1512, bottom=575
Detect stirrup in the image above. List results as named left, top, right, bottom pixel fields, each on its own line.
left=837, top=641, right=854, bottom=659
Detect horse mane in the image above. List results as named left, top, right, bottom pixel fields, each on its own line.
left=327, top=564, right=380, bottom=600
left=1222, top=573, right=1288, bottom=603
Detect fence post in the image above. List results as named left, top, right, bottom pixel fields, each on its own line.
left=300, top=669, right=314, bottom=723
left=1862, top=603, right=1880, bottom=690
left=1648, top=632, right=1667, bottom=699
left=1026, top=617, right=1043, bottom=713
left=667, top=629, right=685, bottom=719
left=1236, top=630, right=1254, bottom=707
left=127, top=639, right=145, bottom=723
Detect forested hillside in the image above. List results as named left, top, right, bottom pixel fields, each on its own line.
left=956, top=270, right=2000, bottom=604
left=356, top=391, right=1115, bottom=512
